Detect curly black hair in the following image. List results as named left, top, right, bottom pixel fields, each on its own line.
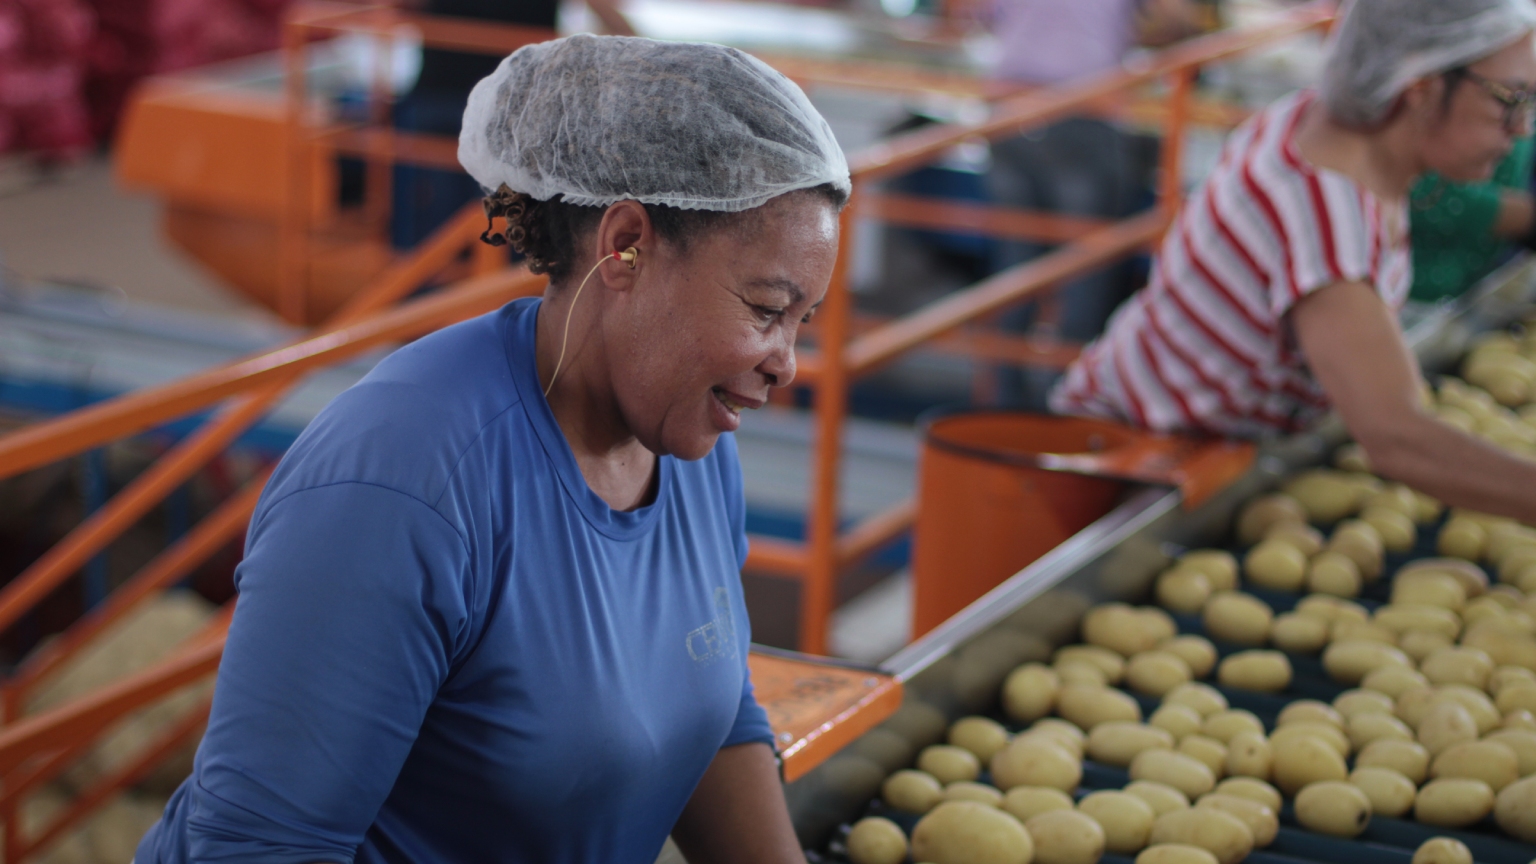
left=479, top=183, right=848, bottom=283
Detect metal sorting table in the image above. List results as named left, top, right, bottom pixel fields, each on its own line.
left=785, top=257, right=1536, bottom=857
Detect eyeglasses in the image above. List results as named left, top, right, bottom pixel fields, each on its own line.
left=1453, top=68, right=1536, bottom=135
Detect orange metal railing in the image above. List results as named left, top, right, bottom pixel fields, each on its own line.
left=0, top=2, right=1333, bottom=856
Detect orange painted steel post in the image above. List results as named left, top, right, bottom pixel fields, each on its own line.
left=1158, top=65, right=1197, bottom=219
left=799, top=189, right=859, bottom=655
left=279, top=14, right=311, bottom=324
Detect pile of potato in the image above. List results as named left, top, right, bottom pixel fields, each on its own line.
left=831, top=404, right=1536, bottom=864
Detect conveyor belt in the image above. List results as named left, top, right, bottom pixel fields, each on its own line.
left=788, top=256, right=1536, bottom=857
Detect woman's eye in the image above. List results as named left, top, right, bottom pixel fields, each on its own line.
left=753, top=305, right=785, bottom=322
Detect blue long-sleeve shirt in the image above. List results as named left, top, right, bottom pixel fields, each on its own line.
left=136, top=298, right=772, bottom=864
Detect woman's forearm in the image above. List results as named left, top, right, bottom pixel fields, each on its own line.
left=1360, top=411, right=1536, bottom=524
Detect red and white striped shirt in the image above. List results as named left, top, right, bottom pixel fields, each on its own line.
left=1050, top=91, right=1412, bottom=437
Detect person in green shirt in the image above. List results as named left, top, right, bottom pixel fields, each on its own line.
left=1410, top=132, right=1536, bottom=302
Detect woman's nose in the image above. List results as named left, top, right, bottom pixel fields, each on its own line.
left=759, top=336, right=797, bottom=388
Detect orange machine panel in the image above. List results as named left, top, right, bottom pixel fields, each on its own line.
left=747, top=649, right=901, bottom=782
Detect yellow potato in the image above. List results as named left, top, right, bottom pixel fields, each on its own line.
left=1058, top=684, right=1142, bottom=730
left=1307, top=552, right=1363, bottom=598
left=1202, top=592, right=1273, bottom=646
left=1140, top=608, right=1180, bottom=644
left=1265, top=521, right=1325, bottom=556
left=1127, top=651, right=1195, bottom=697
left=1430, top=740, right=1519, bottom=791
left=1150, top=703, right=1205, bottom=741
left=1394, top=572, right=1468, bottom=611
left=1181, top=550, right=1241, bottom=592
left=1244, top=540, right=1308, bottom=592
left=1491, top=666, right=1536, bottom=695
left=919, top=744, right=982, bottom=786
left=1147, top=807, right=1255, bottom=864
left=1295, top=780, right=1373, bottom=837
left=1195, top=793, right=1278, bottom=846
left=1413, top=491, right=1446, bottom=525
left=1335, top=688, right=1397, bottom=720
left=1168, top=683, right=1230, bottom=718
left=1202, top=709, right=1264, bottom=744
left=847, top=817, right=910, bottom=864
left=1411, top=837, right=1473, bottom=864
left=1178, top=735, right=1229, bottom=778
left=1414, top=778, right=1495, bottom=828
left=1494, top=774, right=1536, bottom=842
left=1373, top=604, right=1462, bottom=640
left=1158, top=568, right=1214, bottom=614
left=1212, top=777, right=1282, bottom=812
left=1357, top=738, right=1432, bottom=784
left=1026, top=810, right=1107, bottom=864
left=883, top=769, right=945, bottom=813
left=1400, top=630, right=1456, bottom=663
left=1002, top=786, right=1076, bottom=823
left=1333, top=620, right=1399, bottom=644
left=1131, top=749, right=1218, bottom=799
left=1330, top=521, right=1385, bottom=581
left=1270, top=722, right=1350, bottom=759
left=1235, top=496, right=1308, bottom=546
left=1438, top=517, right=1488, bottom=561
left=1419, top=702, right=1481, bottom=756
left=950, top=716, right=1012, bottom=763
left=1056, top=646, right=1126, bottom=684
left=1079, top=790, right=1156, bottom=855
left=1295, top=594, right=1370, bottom=625
left=1435, top=685, right=1502, bottom=735
left=1085, top=603, right=1163, bottom=658
left=1057, top=660, right=1111, bottom=688
left=1086, top=722, right=1176, bottom=768
left=1484, top=727, right=1536, bottom=775
left=1277, top=700, right=1345, bottom=729
left=1363, top=483, right=1416, bottom=518
left=1033, top=719, right=1088, bottom=754
left=912, top=801, right=1034, bottom=864
left=1350, top=766, right=1418, bottom=818
left=1270, top=613, right=1331, bottom=653
left=1497, top=683, right=1536, bottom=715
left=1335, top=443, right=1372, bottom=473
left=1466, top=630, right=1536, bottom=675
left=1160, top=636, right=1219, bottom=679
left=1362, top=666, right=1431, bottom=699
left=1003, top=663, right=1061, bottom=724
left=1361, top=506, right=1416, bottom=554
left=1272, top=734, right=1348, bottom=795
left=1349, top=712, right=1416, bottom=751
left=1136, top=844, right=1219, bottom=864
left=1420, top=647, right=1495, bottom=691
left=1324, top=640, right=1413, bottom=685
left=1284, top=471, right=1364, bottom=523
left=991, top=736, right=1081, bottom=792
left=1218, top=651, right=1291, bottom=694
left=943, top=781, right=1005, bottom=807
left=1125, top=780, right=1193, bottom=816
left=1504, top=709, right=1536, bottom=730
left=1224, top=730, right=1272, bottom=780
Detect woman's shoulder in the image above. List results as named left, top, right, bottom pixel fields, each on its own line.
left=264, top=304, right=537, bottom=513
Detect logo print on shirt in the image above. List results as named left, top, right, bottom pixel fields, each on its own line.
left=686, top=588, right=738, bottom=666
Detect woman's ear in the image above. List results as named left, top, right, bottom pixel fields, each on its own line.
left=594, top=201, right=650, bottom=290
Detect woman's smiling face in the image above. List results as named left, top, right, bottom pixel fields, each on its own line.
left=605, top=191, right=841, bottom=461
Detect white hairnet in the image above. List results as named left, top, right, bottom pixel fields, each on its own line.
left=458, top=34, right=851, bottom=212
left=1321, top=0, right=1536, bottom=126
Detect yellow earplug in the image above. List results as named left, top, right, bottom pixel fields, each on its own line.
left=615, top=247, right=638, bottom=268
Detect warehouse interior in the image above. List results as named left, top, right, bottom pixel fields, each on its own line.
left=6, top=0, right=1536, bottom=862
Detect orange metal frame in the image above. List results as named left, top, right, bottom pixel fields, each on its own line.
left=0, top=2, right=1332, bottom=857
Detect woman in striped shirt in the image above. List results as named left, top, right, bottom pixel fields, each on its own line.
left=1052, top=0, right=1536, bottom=523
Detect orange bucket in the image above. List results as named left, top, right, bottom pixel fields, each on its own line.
left=910, top=412, right=1144, bottom=639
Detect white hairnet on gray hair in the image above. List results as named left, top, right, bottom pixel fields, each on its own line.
left=1320, top=0, right=1536, bottom=127
left=458, top=34, right=851, bottom=213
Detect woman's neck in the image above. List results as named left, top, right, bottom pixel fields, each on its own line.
left=1292, top=99, right=1422, bottom=201
left=535, top=293, right=658, bottom=511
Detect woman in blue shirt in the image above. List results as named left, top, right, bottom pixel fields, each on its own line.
left=136, top=35, right=851, bottom=864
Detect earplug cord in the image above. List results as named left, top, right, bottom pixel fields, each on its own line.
left=544, top=249, right=635, bottom=399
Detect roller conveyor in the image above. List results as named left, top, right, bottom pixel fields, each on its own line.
left=788, top=257, right=1536, bottom=861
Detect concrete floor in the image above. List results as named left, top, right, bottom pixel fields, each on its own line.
left=0, top=155, right=273, bottom=320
